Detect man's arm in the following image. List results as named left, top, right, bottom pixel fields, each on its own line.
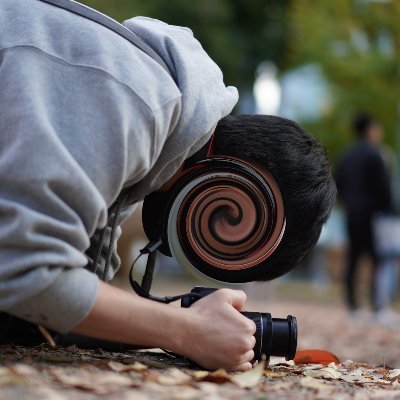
left=368, top=152, right=391, bottom=212
left=74, top=282, right=256, bottom=371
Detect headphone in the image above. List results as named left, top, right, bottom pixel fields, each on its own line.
left=142, top=136, right=286, bottom=283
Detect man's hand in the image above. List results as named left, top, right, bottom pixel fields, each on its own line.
left=74, top=283, right=255, bottom=372
left=178, top=289, right=256, bottom=371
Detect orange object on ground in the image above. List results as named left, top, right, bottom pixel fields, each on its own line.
left=294, top=349, right=340, bottom=365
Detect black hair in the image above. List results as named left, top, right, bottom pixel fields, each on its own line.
left=213, top=114, right=336, bottom=281
left=352, top=112, right=375, bottom=138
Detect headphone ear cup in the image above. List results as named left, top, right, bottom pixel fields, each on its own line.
left=164, top=158, right=286, bottom=283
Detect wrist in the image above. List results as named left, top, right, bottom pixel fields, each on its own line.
left=165, top=306, right=195, bottom=356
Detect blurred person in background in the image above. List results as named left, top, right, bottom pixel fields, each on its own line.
left=336, top=113, right=393, bottom=323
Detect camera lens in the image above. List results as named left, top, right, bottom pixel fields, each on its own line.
left=241, top=312, right=297, bottom=361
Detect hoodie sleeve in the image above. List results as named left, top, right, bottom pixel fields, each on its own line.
left=0, top=45, right=160, bottom=332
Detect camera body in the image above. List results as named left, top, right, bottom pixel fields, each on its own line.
left=181, top=286, right=297, bottom=362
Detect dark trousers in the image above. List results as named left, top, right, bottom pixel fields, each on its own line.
left=0, top=312, right=129, bottom=350
left=0, top=312, right=44, bottom=345
left=345, top=217, right=380, bottom=311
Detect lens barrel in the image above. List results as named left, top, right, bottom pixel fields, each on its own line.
left=242, top=312, right=297, bottom=361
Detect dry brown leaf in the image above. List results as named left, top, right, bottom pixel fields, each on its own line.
left=108, top=360, right=147, bottom=372
left=51, top=367, right=134, bottom=394
left=191, top=370, right=209, bottom=380
left=269, top=364, right=295, bottom=373
left=205, top=369, right=233, bottom=384
left=388, top=369, right=400, bottom=379
left=349, top=368, right=364, bottom=376
left=269, top=359, right=295, bottom=367
left=304, top=366, right=342, bottom=379
left=340, top=374, right=391, bottom=385
left=264, top=370, right=287, bottom=378
left=157, top=368, right=192, bottom=385
left=302, top=364, right=325, bottom=371
left=230, top=359, right=265, bottom=388
left=10, top=364, right=40, bottom=377
left=192, top=369, right=232, bottom=384
left=144, top=371, right=159, bottom=382
left=0, top=367, right=19, bottom=387
left=0, top=364, right=41, bottom=388
left=191, top=361, right=265, bottom=389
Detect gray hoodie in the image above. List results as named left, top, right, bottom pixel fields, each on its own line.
left=0, top=0, right=238, bottom=333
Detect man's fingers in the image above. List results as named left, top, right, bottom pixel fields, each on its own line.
left=239, top=349, right=255, bottom=365
left=232, top=361, right=253, bottom=372
left=217, top=288, right=247, bottom=311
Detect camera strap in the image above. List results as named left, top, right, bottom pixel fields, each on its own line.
left=129, top=240, right=202, bottom=304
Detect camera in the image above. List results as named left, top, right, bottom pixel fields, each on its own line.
left=128, top=241, right=298, bottom=363
left=181, top=286, right=297, bottom=362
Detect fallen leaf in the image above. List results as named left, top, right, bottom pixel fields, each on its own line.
left=51, top=367, right=134, bottom=394
left=302, top=364, right=325, bottom=371
left=108, top=360, right=147, bottom=372
left=264, top=370, right=287, bottom=378
left=388, top=369, right=400, bottom=379
left=304, top=367, right=342, bottom=379
left=144, top=371, right=159, bottom=382
left=157, top=368, right=192, bottom=385
left=206, top=369, right=232, bottom=384
left=10, top=364, right=40, bottom=377
left=123, top=357, right=170, bottom=369
left=192, top=370, right=209, bottom=380
left=340, top=374, right=391, bottom=385
left=294, top=350, right=340, bottom=365
left=269, top=365, right=297, bottom=373
left=269, top=360, right=295, bottom=367
left=349, top=368, right=364, bottom=376
left=0, top=367, right=21, bottom=387
left=230, top=359, right=265, bottom=388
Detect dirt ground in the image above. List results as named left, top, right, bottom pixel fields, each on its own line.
left=2, top=290, right=400, bottom=400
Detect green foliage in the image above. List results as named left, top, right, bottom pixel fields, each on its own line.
left=80, top=1, right=399, bottom=160
left=286, top=0, right=400, bottom=160
left=80, top=0, right=290, bottom=89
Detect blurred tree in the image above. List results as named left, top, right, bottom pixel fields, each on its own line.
left=287, top=0, right=400, bottom=159
left=80, top=0, right=291, bottom=90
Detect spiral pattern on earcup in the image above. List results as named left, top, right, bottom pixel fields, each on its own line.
left=167, top=159, right=285, bottom=277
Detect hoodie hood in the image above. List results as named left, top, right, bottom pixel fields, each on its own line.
left=122, top=17, right=239, bottom=202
